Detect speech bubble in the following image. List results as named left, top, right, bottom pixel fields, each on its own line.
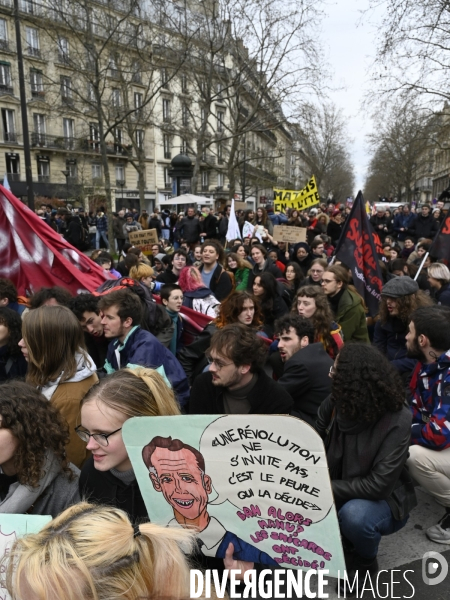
left=200, top=415, right=333, bottom=524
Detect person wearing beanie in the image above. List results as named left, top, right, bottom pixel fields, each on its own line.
left=292, top=241, right=313, bottom=277
left=373, top=276, right=434, bottom=382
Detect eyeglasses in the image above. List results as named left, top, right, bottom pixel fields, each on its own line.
left=329, top=365, right=337, bottom=377
left=206, top=352, right=233, bottom=370
left=75, top=425, right=122, bottom=447
left=311, top=269, right=324, bottom=274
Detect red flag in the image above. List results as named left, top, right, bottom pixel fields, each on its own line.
left=0, top=186, right=108, bottom=296
left=334, top=191, right=383, bottom=316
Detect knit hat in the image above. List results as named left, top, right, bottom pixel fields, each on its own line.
left=154, top=253, right=166, bottom=262
left=293, top=242, right=310, bottom=254
left=382, top=276, right=419, bottom=298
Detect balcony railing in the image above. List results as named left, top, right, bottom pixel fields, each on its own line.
left=7, top=173, right=20, bottom=181
left=3, top=132, right=17, bottom=143
left=31, top=89, right=45, bottom=98
left=27, top=47, right=41, bottom=58
left=31, top=132, right=77, bottom=150
left=0, top=84, right=13, bottom=95
left=37, top=175, right=50, bottom=183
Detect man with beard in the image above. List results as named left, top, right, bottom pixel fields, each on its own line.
left=406, top=306, right=450, bottom=543
left=188, top=324, right=293, bottom=414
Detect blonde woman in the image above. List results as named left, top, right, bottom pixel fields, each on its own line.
left=5, top=502, right=200, bottom=600
left=19, top=306, right=98, bottom=469
left=77, top=367, right=180, bottom=524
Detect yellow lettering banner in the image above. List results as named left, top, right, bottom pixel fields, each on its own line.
left=273, top=176, right=320, bottom=213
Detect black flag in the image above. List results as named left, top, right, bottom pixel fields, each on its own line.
left=430, top=213, right=450, bottom=265
left=334, top=191, right=383, bottom=316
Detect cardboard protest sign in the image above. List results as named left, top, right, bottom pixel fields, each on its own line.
left=0, top=514, right=51, bottom=600
left=123, top=415, right=345, bottom=577
left=273, top=176, right=320, bottom=213
left=234, top=201, right=249, bottom=210
left=273, top=226, right=307, bottom=244
left=128, top=229, right=159, bottom=255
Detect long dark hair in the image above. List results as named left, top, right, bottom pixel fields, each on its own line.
left=332, top=344, right=405, bottom=422
left=0, top=307, right=23, bottom=356
left=254, top=272, right=277, bottom=311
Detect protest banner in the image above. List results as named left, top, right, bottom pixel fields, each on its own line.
left=273, top=226, right=307, bottom=244
left=273, top=176, right=320, bottom=213
left=124, top=414, right=345, bottom=576
left=128, top=229, right=159, bottom=255
left=334, top=190, right=383, bottom=316
left=0, top=514, right=51, bottom=600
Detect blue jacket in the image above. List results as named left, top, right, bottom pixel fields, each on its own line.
left=436, top=283, right=450, bottom=308
left=393, top=213, right=416, bottom=241
left=104, top=326, right=189, bottom=407
left=373, top=317, right=417, bottom=375
left=216, top=531, right=278, bottom=566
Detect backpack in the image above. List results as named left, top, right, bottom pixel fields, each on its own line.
left=95, top=277, right=171, bottom=336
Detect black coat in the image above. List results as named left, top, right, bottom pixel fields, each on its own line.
left=79, top=457, right=148, bottom=525
left=315, top=396, right=417, bottom=521
left=177, top=322, right=217, bottom=384
left=409, top=214, right=439, bottom=241
left=436, top=283, right=450, bottom=307
left=189, top=370, right=294, bottom=415
left=247, top=259, right=283, bottom=291
left=176, top=215, right=201, bottom=243
left=201, top=214, right=218, bottom=239
left=277, top=342, right=333, bottom=426
left=327, top=220, right=343, bottom=245
left=199, top=263, right=233, bottom=301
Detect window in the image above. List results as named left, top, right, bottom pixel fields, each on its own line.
left=111, top=88, right=121, bottom=108
left=180, top=73, right=188, bottom=93
left=57, top=37, right=69, bottom=63
left=201, top=171, right=209, bottom=190
left=162, top=98, right=170, bottom=122
left=135, top=129, right=144, bottom=150
left=20, top=0, right=37, bottom=15
left=217, top=172, right=224, bottom=188
left=115, top=163, right=125, bottom=184
left=0, top=63, right=11, bottom=92
left=131, top=61, right=141, bottom=83
left=66, top=160, right=77, bottom=179
left=25, top=27, right=39, bottom=57
left=5, top=153, right=19, bottom=179
left=61, top=76, right=72, bottom=103
left=33, top=113, right=46, bottom=145
left=0, top=19, right=8, bottom=50
left=217, top=142, right=224, bottom=165
left=134, top=92, right=143, bottom=117
left=109, top=55, right=118, bottom=78
left=92, top=163, right=102, bottom=181
left=63, top=118, right=74, bottom=149
left=87, top=82, right=95, bottom=102
left=2, top=109, right=15, bottom=142
left=182, top=103, right=189, bottom=127
left=163, top=166, right=170, bottom=187
left=216, top=82, right=224, bottom=100
left=114, top=127, right=123, bottom=153
left=161, top=68, right=169, bottom=88
left=30, top=69, right=44, bottom=96
left=163, top=134, right=171, bottom=159
left=37, top=159, right=49, bottom=182
left=89, top=122, right=100, bottom=152
left=217, top=110, right=224, bottom=132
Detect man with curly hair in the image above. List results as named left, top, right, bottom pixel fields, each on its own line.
left=69, top=294, right=109, bottom=370
left=406, top=306, right=450, bottom=543
left=316, top=343, right=416, bottom=591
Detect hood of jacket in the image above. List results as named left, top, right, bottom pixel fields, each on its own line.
left=183, top=288, right=213, bottom=299
left=40, top=351, right=97, bottom=400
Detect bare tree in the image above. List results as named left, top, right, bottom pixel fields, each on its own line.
left=365, top=100, right=439, bottom=204
left=296, top=102, right=355, bottom=203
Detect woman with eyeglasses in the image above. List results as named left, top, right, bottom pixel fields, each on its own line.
left=0, top=381, right=79, bottom=517
left=77, top=367, right=180, bottom=524
left=299, top=258, right=328, bottom=288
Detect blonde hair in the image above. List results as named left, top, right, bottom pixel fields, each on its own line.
left=129, top=263, right=154, bottom=281
left=23, top=306, right=88, bottom=387
left=81, top=367, right=181, bottom=417
left=5, top=502, right=196, bottom=600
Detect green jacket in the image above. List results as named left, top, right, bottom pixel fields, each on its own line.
left=336, top=288, right=369, bottom=343
left=235, top=267, right=250, bottom=291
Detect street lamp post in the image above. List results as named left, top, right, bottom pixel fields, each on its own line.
left=117, top=180, right=125, bottom=210
left=61, top=170, right=70, bottom=203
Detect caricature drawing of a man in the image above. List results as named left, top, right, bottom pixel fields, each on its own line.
left=142, top=435, right=277, bottom=565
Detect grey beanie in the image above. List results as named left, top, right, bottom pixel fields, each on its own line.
left=154, top=253, right=166, bottom=261
left=382, top=276, right=419, bottom=298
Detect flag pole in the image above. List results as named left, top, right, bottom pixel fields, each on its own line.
left=414, top=252, right=429, bottom=281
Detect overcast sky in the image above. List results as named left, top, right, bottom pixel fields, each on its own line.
left=320, top=0, right=383, bottom=195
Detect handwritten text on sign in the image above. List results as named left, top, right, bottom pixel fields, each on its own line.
left=128, top=229, right=158, bottom=255
left=273, top=226, right=307, bottom=244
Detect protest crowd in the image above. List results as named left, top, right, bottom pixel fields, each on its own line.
left=2, top=192, right=450, bottom=599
